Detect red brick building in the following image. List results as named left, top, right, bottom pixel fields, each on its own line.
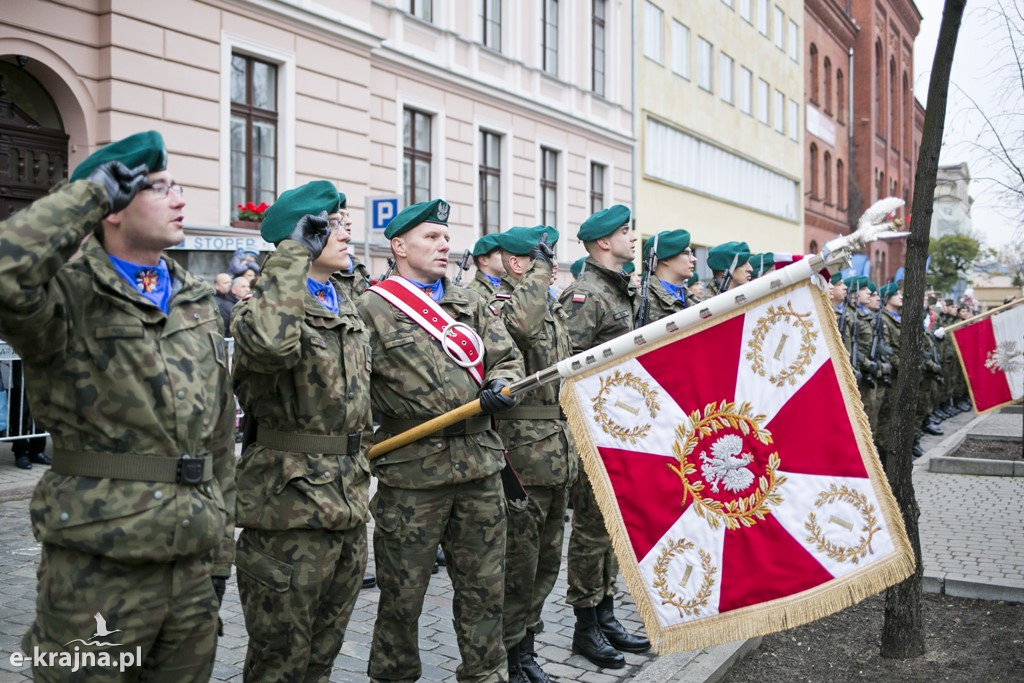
left=804, top=0, right=859, bottom=255
left=849, top=0, right=922, bottom=282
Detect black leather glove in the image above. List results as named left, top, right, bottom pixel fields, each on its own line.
left=863, top=359, right=878, bottom=375
left=87, top=161, right=150, bottom=214
left=211, top=576, right=226, bottom=608
left=529, top=234, right=555, bottom=267
left=286, top=211, right=330, bottom=260
left=478, top=378, right=517, bottom=414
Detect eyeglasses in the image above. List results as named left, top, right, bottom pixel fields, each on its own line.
left=328, top=218, right=352, bottom=233
left=145, top=182, right=184, bottom=198
left=680, top=248, right=694, bottom=257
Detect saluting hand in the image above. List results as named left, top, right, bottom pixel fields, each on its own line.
left=287, top=211, right=331, bottom=260
left=87, top=161, right=150, bottom=214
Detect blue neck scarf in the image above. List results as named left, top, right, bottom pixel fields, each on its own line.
left=307, top=278, right=339, bottom=315
left=889, top=310, right=902, bottom=322
left=483, top=273, right=502, bottom=288
left=108, top=254, right=171, bottom=314
left=660, top=279, right=687, bottom=302
left=409, top=278, right=445, bottom=303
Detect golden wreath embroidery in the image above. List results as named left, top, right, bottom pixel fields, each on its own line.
left=652, top=537, right=718, bottom=618
left=745, top=301, right=819, bottom=387
left=803, top=484, right=881, bottom=564
left=591, top=370, right=660, bottom=445
left=669, top=400, right=786, bottom=531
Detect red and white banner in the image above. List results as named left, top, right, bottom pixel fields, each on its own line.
left=950, top=301, right=1024, bottom=414
left=560, top=280, right=914, bottom=652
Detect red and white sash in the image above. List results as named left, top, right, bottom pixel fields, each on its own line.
left=369, top=277, right=486, bottom=385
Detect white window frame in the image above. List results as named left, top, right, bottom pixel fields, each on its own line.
left=396, top=95, right=446, bottom=205
left=478, top=0, right=502, bottom=52
left=719, top=53, right=734, bottom=104
left=671, top=20, right=690, bottom=79
left=697, top=37, right=713, bottom=92
left=773, top=6, right=784, bottom=50
left=757, top=78, right=770, bottom=124
left=788, top=20, right=799, bottom=61
left=774, top=89, right=785, bottom=133
left=536, top=141, right=567, bottom=259
left=643, top=1, right=664, bottom=64
left=219, top=33, right=296, bottom=227
left=788, top=99, right=799, bottom=141
left=740, top=0, right=752, bottom=23
left=738, top=66, right=752, bottom=114
left=757, top=0, right=769, bottom=36
left=473, top=118, right=513, bottom=237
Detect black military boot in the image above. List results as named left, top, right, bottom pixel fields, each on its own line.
left=518, top=631, right=552, bottom=683
left=571, top=607, right=625, bottom=668
left=921, top=420, right=943, bottom=436
left=912, top=439, right=924, bottom=459
left=595, top=595, right=651, bottom=653
left=507, top=642, right=530, bottom=683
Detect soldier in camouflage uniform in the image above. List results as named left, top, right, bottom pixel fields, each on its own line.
left=559, top=205, right=650, bottom=669
left=356, top=199, right=524, bottom=682
left=489, top=226, right=576, bottom=683
left=640, top=229, right=698, bottom=321
left=705, top=242, right=753, bottom=297
left=876, top=287, right=916, bottom=460
left=230, top=181, right=372, bottom=681
left=0, top=131, right=235, bottom=680
left=855, top=281, right=883, bottom=433
left=466, top=233, right=504, bottom=298
left=329, top=193, right=372, bottom=301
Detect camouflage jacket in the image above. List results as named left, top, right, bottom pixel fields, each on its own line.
left=231, top=241, right=372, bottom=531
left=645, top=277, right=692, bottom=323
left=465, top=270, right=498, bottom=299
left=492, top=264, right=577, bottom=488
left=559, top=257, right=638, bottom=353
left=854, top=307, right=879, bottom=376
left=0, top=180, right=235, bottom=574
left=881, top=310, right=902, bottom=373
left=336, top=257, right=371, bottom=301
left=356, top=277, right=524, bottom=489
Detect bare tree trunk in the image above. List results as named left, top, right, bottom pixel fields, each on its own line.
left=881, top=0, right=967, bottom=659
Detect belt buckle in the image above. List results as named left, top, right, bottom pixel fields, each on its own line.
left=447, top=421, right=466, bottom=437
left=176, top=455, right=205, bottom=486
left=347, top=432, right=361, bottom=455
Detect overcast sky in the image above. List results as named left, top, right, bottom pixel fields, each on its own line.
left=913, top=0, right=1022, bottom=251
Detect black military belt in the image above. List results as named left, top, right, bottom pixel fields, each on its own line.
left=493, top=405, right=565, bottom=420
left=257, top=427, right=362, bottom=455
left=51, top=449, right=213, bottom=486
left=379, top=415, right=491, bottom=438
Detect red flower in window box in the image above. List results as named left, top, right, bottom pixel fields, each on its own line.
left=236, top=201, right=269, bottom=222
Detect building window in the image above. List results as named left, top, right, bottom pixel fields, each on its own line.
left=590, top=162, right=606, bottom=214
left=824, top=57, right=832, bottom=113
left=722, top=0, right=733, bottom=7
left=874, top=40, right=884, bottom=135
left=890, top=57, right=898, bottom=150
left=719, top=53, right=734, bottom=104
left=757, top=78, right=769, bottom=124
left=876, top=170, right=884, bottom=200
left=409, top=0, right=432, bottom=22
left=479, top=130, right=501, bottom=234
left=810, top=143, right=818, bottom=198
left=837, top=158, right=845, bottom=209
left=540, top=147, right=558, bottom=227
left=824, top=151, right=832, bottom=204
left=739, top=66, right=752, bottom=114
left=740, top=0, right=752, bottom=23
left=757, top=0, right=769, bottom=36
left=697, top=37, right=713, bottom=92
left=593, top=0, right=606, bottom=95
left=671, top=21, right=690, bottom=79
left=230, top=54, right=277, bottom=222
left=403, top=108, right=432, bottom=207
left=773, top=90, right=785, bottom=133
left=481, top=0, right=501, bottom=51
left=788, top=20, right=798, bottom=61
left=773, top=6, right=784, bottom=49
left=903, top=73, right=911, bottom=156
left=809, top=44, right=819, bottom=103
left=836, top=69, right=845, bottom=122
left=543, top=0, right=559, bottom=75
left=788, top=99, right=798, bottom=140
left=643, top=2, right=664, bottom=64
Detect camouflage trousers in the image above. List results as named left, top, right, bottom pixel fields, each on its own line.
left=235, top=524, right=367, bottom=683
left=502, top=485, right=569, bottom=649
left=23, top=543, right=219, bottom=682
left=369, top=474, right=507, bottom=682
left=859, top=381, right=880, bottom=434
left=566, top=469, right=617, bottom=608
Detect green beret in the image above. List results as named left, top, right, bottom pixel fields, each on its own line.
left=578, top=204, right=630, bottom=241
left=706, top=241, right=751, bottom=272
left=843, top=275, right=869, bottom=291
left=496, top=225, right=559, bottom=256
left=571, top=257, right=587, bottom=280
left=751, top=253, right=775, bottom=278
left=866, top=281, right=878, bottom=294
left=472, top=233, right=502, bottom=257
left=385, top=198, right=450, bottom=239
left=643, top=229, right=691, bottom=261
left=337, top=192, right=347, bottom=210
left=71, top=130, right=167, bottom=182
left=879, top=283, right=899, bottom=299
left=622, top=261, right=635, bottom=275
left=686, top=273, right=700, bottom=287
left=830, top=272, right=844, bottom=285
left=260, top=180, right=340, bottom=244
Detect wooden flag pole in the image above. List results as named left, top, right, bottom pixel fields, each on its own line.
left=368, top=197, right=909, bottom=460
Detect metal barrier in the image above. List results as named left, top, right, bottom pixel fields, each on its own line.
left=1, top=339, right=243, bottom=443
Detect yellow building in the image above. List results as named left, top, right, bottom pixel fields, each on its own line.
left=636, top=0, right=805, bottom=274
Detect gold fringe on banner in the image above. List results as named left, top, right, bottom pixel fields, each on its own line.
left=560, top=280, right=916, bottom=654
